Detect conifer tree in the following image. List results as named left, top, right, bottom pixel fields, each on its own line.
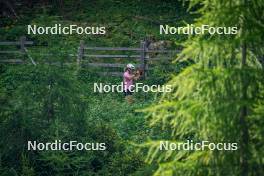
left=142, top=0, right=264, bottom=175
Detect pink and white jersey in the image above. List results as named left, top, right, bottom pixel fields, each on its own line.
left=123, top=71, right=133, bottom=91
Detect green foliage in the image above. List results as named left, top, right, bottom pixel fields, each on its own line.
left=3, top=0, right=256, bottom=175
left=141, top=0, right=264, bottom=175
left=0, top=64, right=146, bottom=175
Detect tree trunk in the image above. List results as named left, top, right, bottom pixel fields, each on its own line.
left=240, top=42, right=250, bottom=176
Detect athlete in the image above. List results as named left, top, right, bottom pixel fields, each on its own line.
left=123, top=63, right=140, bottom=103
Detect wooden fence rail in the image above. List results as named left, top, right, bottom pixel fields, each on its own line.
left=84, top=54, right=141, bottom=58
left=76, top=40, right=177, bottom=79
left=0, top=37, right=178, bottom=78
left=84, top=47, right=142, bottom=51
left=84, top=63, right=141, bottom=68
left=0, top=41, right=33, bottom=45
left=0, top=36, right=35, bottom=65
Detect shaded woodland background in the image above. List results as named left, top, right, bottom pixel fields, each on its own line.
left=0, top=0, right=263, bottom=176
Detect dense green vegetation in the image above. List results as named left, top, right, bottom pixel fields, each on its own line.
left=141, top=0, right=264, bottom=176
left=0, top=64, right=148, bottom=175
left=0, top=0, right=263, bottom=176
left=0, top=1, right=189, bottom=175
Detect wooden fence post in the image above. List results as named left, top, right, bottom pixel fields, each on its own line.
left=20, top=36, right=36, bottom=65
left=20, top=36, right=26, bottom=63
left=140, top=40, right=146, bottom=79
left=77, top=40, right=84, bottom=68
left=20, top=36, right=26, bottom=53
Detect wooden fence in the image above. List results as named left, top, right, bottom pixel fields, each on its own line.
left=77, top=40, right=178, bottom=78
left=0, top=37, right=178, bottom=78
left=0, top=36, right=35, bottom=65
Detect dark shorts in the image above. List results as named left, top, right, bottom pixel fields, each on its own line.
left=123, top=90, right=133, bottom=96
